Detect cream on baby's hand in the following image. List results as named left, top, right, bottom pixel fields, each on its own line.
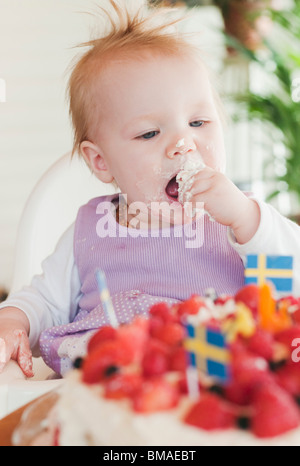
left=178, top=165, right=261, bottom=244
left=0, top=308, right=34, bottom=378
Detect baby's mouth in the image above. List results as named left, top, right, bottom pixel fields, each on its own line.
left=165, top=175, right=179, bottom=201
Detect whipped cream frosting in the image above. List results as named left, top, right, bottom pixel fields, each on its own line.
left=54, top=371, right=300, bottom=446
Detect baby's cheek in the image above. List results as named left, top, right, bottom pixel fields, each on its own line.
left=202, top=141, right=226, bottom=173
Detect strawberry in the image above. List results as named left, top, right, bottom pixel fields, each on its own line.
left=82, top=340, right=129, bottom=384
left=251, top=383, right=300, bottom=438
left=117, top=317, right=149, bottom=363
left=132, top=378, right=179, bottom=413
left=231, top=350, right=270, bottom=388
left=275, top=362, right=300, bottom=397
left=184, top=393, right=236, bottom=431
left=169, top=346, right=188, bottom=372
left=148, top=316, right=164, bottom=338
left=104, top=373, right=143, bottom=400
left=234, top=284, right=259, bottom=319
left=275, top=326, right=300, bottom=354
left=246, top=328, right=274, bottom=361
left=224, top=379, right=253, bottom=406
left=176, top=295, right=205, bottom=318
left=87, top=326, right=118, bottom=353
left=293, top=309, right=300, bottom=324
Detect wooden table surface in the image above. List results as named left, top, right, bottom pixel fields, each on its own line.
left=0, top=402, right=31, bottom=446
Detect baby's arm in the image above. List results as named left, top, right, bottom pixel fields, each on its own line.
left=0, top=223, right=81, bottom=376
left=0, top=306, right=33, bottom=377
left=182, top=167, right=260, bottom=244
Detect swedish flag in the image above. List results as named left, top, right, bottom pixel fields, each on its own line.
left=184, top=323, right=230, bottom=383
left=244, top=254, right=293, bottom=293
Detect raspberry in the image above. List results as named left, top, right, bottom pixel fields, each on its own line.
left=153, top=322, right=186, bottom=346
left=251, top=383, right=300, bottom=438
left=184, top=394, right=236, bottom=431
left=142, top=349, right=169, bottom=377
left=149, top=302, right=173, bottom=322
left=82, top=340, right=128, bottom=384
left=132, top=379, right=179, bottom=413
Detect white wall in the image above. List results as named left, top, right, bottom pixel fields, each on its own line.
left=0, top=0, right=102, bottom=288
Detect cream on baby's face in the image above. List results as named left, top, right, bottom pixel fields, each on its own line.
left=91, top=51, right=226, bottom=224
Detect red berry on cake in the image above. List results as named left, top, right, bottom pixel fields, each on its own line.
left=82, top=340, right=129, bottom=384
left=176, top=295, right=205, bottom=317
left=184, top=393, right=236, bottom=431
left=104, top=373, right=143, bottom=400
left=246, top=328, right=274, bottom=361
left=251, top=383, right=300, bottom=438
left=234, top=284, right=259, bottom=318
left=132, top=378, right=179, bottom=413
left=87, top=326, right=118, bottom=353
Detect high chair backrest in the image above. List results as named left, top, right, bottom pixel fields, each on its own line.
left=10, top=152, right=118, bottom=294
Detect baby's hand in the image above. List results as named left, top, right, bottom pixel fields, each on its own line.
left=0, top=310, right=34, bottom=378
left=182, top=167, right=260, bottom=244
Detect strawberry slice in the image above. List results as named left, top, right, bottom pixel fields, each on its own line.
left=132, top=378, right=179, bottom=413
left=251, top=383, right=300, bottom=438
left=118, top=317, right=149, bottom=364
left=104, top=373, right=143, bottom=400
left=184, top=393, right=236, bottom=431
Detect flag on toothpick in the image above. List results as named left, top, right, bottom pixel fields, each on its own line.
left=183, top=323, right=230, bottom=384
left=244, top=254, right=293, bottom=293
left=95, top=270, right=118, bottom=328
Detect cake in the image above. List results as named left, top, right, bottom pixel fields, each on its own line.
left=29, top=284, right=300, bottom=446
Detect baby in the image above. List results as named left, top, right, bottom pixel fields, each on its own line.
left=1, top=0, right=300, bottom=377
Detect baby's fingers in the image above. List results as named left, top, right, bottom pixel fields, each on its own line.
left=14, top=330, right=34, bottom=378
left=0, top=338, right=8, bottom=373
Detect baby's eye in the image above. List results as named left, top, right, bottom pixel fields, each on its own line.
left=139, top=130, right=159, bottom=140
left=189, top=120, right=205, bottom=128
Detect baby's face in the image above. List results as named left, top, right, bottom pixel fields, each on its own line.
left=91, top=51, right=226, bottom=225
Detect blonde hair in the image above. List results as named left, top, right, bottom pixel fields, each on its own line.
left=67, top=0, right=204, bottom=157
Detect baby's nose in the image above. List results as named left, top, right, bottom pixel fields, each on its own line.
left=166, top=138, right=196, bottom=159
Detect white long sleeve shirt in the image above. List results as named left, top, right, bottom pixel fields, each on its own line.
left=1, top=198, right=300, bottom=356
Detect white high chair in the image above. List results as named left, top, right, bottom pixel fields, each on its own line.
left=0, top=152, right=117, bottom=418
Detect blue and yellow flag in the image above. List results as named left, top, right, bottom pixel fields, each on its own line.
left=184, top=323, right=230, bottom=383
left=244, top=254, right=293, bottom=293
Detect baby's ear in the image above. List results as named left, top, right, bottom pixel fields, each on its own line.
left=80, top=141, right=114, bottom=184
